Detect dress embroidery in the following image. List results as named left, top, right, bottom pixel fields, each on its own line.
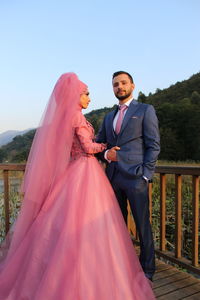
left=70, top=114, right=105, bottom=161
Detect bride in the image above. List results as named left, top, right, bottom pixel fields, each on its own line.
left=0, top=73, right=155, bottom=299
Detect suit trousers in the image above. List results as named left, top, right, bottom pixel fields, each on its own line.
left=110, top=167, right=155, bottom=280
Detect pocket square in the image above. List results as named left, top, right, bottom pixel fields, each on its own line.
left=131, top=116, right=138, bottom=119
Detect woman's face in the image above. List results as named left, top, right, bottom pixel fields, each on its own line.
left=80, top=90, right=90, bottom=109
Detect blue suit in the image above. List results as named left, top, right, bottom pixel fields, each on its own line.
left=96, top=100, right=160, bottom=279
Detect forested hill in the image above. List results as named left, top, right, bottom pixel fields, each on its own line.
left=0, top=130, right=36, bottom=163
left=0, top=72, right=200, bottom=163
left=138, top=72, right=200, bottom=107
left=143, top=72, right=200, bottom=161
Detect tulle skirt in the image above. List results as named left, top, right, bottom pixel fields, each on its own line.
left=0, top=156, right=155, bottom=299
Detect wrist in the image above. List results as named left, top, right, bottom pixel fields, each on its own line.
left=104, top=150, right=111, bottom=163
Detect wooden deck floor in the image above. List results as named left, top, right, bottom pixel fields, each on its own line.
left=153, top=259, right=200, bottom=299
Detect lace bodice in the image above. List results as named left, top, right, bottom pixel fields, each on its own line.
left=70, top=112, right=105, bottom=160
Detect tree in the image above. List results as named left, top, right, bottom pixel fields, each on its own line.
left=191, top=91, right=200, bottom=105
left=137, top=92, right=147, bottom=103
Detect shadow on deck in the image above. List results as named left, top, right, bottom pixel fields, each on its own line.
left=153, top=259, right=200, bottom=299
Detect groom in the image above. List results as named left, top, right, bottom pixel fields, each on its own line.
left=96, top=71, right=160, bottom=281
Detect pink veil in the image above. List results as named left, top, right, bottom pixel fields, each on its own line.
left=0, top=73, right=87, bottom=262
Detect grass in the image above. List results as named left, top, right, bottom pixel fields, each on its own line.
left=0, top=189, right=22, bottom=242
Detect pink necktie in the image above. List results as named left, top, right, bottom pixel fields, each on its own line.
left=115, top=105, right=128, bottom=135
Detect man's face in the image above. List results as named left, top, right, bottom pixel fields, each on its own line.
left=112, top=74, right=134, bottom=101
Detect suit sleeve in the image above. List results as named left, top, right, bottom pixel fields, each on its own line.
left=95, top=117, right=108, bottom=162
left=143, top=105, right=160, bottom=179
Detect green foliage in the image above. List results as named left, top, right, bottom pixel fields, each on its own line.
left=0, top=129, right=36, bottom=163
left=85, top=105, right=117, bottom=133
left=137, top=92, right=147, bottom=103
left=140, top=72, right=200, bottom=161
left=158, top=102, right=200, bottom=160
left=146, top=73, right=200, bottom=107
left=0, top=191, right=22, bottom=242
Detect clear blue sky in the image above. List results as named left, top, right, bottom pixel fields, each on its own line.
left=0, top=0, right=200, bottom=133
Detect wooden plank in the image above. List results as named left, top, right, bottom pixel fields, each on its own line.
left=160, top=174, right=166, bottom=251
left=0, top=164, right=26, bottom=171
left=155, top=262, right=171, bottom=271
left=153, top=271, right=190, bottom=289
left=154, top=267, right=179, bottom=281
left=182, top=292, right=200, bottom=299
left=192, top=175, right=199, bottom=267
left=2, top=164, right=199, bottom=175
left=175, top=174, right=182, bottom=258
left=157, top=282, right=200, bottom=300
left=155, top=166, right=200, bottom=176
left=127, top=202, right=136, bottom=237
left=153, top=259, right=200, bottom=299
left=155, top=265, right=174, bottom=273
left=155, top=250, right=200, bottom=276
left=155, top=260, right=174, bottom=273
left=154, top=276, right=200, bottom=297
left=149, top=182, right=152, bottom=222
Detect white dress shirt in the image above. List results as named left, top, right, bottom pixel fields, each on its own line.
left=113, top=98, right=133, bottom=131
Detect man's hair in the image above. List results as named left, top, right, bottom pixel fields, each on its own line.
left=112, top=71, right=134, bottom=83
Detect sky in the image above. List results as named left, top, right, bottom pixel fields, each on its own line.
left=0, top=0, right=200, bottom=133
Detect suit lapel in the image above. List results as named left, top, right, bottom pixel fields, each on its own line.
left=108, top=107, right=118, bottom=139
left=119, top=100, right=139, bottom=135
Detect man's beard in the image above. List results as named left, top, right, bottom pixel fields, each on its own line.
left=115, top=90, right=132, bottom=101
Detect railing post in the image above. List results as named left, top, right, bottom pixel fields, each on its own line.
left=175, top=174, right=182, bottom=258
left=192, top=175, right=199, bottom=267
left=148, top=182, right=152, bottom=223
left=3, top=170, right=10, bottom=233
left=160, top=174, right=166, bottom=251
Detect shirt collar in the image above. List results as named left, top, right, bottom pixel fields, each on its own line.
left=119, top=98, right=134, bottom=108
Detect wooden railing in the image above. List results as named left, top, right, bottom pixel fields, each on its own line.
left=159, top=166, right=199, bottom=275
left=0, top=164, right=200, bottom=276
left=0, top=164, right=25, bottom=233
left=129, top=165, right=200, bottom=276
left=155, top=166, right=199, bottom=275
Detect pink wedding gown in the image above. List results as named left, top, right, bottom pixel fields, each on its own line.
left=0, top=112, right=155, bottom=299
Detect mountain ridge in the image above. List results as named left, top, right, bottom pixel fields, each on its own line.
left=0, top=129, right=34, bottom=147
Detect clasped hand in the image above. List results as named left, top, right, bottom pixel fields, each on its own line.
left=107, top=146, right=120, bottom=161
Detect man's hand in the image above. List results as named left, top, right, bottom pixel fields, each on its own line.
left=107, top=146, right=120, bottom=161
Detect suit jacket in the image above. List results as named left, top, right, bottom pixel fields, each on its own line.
left=96, top=100, right=160, bottom=181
